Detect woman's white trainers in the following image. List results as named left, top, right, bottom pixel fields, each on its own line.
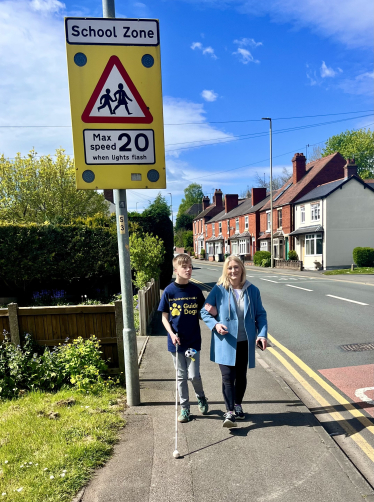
left=222, top=412, right=237, bottom=428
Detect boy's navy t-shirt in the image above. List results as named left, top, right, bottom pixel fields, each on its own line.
left=158, top=281, right=205, bottom=353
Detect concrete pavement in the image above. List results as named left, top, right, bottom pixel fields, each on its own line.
left=78, top=318, right=374, bottom=502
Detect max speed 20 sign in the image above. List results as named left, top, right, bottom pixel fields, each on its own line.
left=65, top=18, right=166, bottom=189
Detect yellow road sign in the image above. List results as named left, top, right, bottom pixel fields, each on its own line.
left=65, top=17, right=166, bottom=189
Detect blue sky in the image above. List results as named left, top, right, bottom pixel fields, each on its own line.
left=0, top=0, right=373, bottom=214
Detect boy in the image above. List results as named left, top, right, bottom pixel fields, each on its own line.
left=158, top=254, right=208, bottom=422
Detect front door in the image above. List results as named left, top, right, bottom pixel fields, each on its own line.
left=285, top=237, right=289, bottom=260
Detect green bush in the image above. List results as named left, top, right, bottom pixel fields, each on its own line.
left=200, top=249, right=206, bottom=258
left=353, top=247, right=374, bottom=267
left=0, top=334, right=113, bottom=400
left=253, top=251, right=271, bottom=266
left=288, top=250, right=299, bottom=261
left=183, top=230, right=193, bottom=249
left=261, top=258, right=271, bottom=267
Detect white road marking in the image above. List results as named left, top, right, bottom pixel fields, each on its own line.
left=286, top=284, right=313, bottom=292
left=260, top=278, right=279, bottom=284
left=355, top=387, right=374, bottom=405
left=326, top=294, right=369, bottom=306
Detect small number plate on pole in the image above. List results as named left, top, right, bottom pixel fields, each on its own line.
left=119, top=215, right=126, bottom=234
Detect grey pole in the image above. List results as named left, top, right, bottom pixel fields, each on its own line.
left=103, top=0, right=140, bottom=406
left=262, top=118, right=273, bottom=268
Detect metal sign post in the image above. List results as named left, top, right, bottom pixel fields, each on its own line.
left=65, top=0, right=166, bottom=406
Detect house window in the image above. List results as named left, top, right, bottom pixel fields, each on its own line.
left=266, top=212, right=270, bottom=231
left=227, top=219, right=230, bottom=234
left=205, top=224, right=208, bottom=237
left=305, top=233, right=323, bottom=255
left=260, top=241, right=268, bottom=251
left=212, top=224, right=215, bottom=237
left=245, top=216, right=249, bottom=230
left=235, top=218, right=239, bottom=232
left=239, top=239, right=248, bottom=254
left=278, top=209, right=282, bottom=229
left=301, top=206, right=305, bottom=223
left=219, top=222, right=222, bottom=234
left=279, top=239, right=283, bottom=259
left=194, top=221, right=197, bottom=233
left=311, top=203, right=320, bottom=221
left=231, top=240, right=238, bottom=254
left=200, top=219, right=203, bottom=232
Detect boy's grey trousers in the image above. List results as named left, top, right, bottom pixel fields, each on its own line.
left=171, top=350, right=205, bottom=410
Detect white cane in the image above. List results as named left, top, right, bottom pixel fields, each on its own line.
left=173, top=340, right=180, bottom=459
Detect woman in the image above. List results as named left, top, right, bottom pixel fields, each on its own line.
left=201, top=255, right=268, bottom=428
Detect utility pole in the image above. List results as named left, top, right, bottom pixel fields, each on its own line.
left=262, top=118, right=273, bottom=268
left=103, top=0, right=140, bottom=406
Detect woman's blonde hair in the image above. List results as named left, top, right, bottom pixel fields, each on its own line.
left=217, top=255, right=246, bottom=290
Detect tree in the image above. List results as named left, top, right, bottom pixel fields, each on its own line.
left=176, top=183, right=204, bottom=218
left=142, top=193, right=171, bottom=221
left=129, top=232, right=165, bottom=289
left=308, top=145, right=323, bottom=162
left=322, top=128, right=374, bottom=178
left=253, top=166, right=292, bottom=191
left=175, top=213, right=194, bottom=232
left=0, top=149, right=108, bottom=224
left=182, top=230, right=193, bottom=249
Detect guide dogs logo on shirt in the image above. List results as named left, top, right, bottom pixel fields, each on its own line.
left=170, top=303, right=182, bottom=316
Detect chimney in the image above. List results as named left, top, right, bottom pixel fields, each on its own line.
left=213, top=189, right=223, bottom=207
left=225, top=194, right=238, bottom=214
left=251, top=187, right=267, bottom=207
left=292, top=153, right=306, bottom=185
left=344, top=158, right=358, bottom=178
left=202, top=196, right=210, bottom=210
left=104, top=189, right=114, bottom=204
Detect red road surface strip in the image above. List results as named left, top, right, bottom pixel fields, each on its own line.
left=319, top=364, right=374, bottom=417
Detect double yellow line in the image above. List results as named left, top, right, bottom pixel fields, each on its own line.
left=192, top=277, right=374, bottom=462
left=268, top=334, right=374, bottom=462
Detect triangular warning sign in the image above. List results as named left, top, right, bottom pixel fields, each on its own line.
left=81, top=56, right=153, bottom=124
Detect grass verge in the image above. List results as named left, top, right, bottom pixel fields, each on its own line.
left=323, top=267, right=374, bottom=275
left=0, top=387, right=126, bottom=501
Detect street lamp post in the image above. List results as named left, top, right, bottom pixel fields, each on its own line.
left=262, top=117, right=273, bottom=268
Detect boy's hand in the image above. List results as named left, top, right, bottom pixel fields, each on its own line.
left=204, top=303, right=218, bottom=317
left=215, top=323, right=228, bottom=335
left=170, top=332, right=181, bottom=346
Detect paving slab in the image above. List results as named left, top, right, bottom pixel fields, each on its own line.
left=81, top=324, right=373, bottom=502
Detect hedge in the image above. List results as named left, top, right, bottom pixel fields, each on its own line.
left=352, top=247, right=374, bottom=267
left=253, top=251, right=271, bottom=266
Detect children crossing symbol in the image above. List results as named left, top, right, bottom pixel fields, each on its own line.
left=82, top=55, right=153, bottom=123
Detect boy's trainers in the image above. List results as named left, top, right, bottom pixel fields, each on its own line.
left=197, top=396, right=209, bottom=415
left=222, top=412, right=237, bottom=428
left=234, top=404, right=245, bottom=419
left=178, top=408, right=192, bottom=423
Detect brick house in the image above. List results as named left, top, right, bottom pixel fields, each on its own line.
left=258, top=151, right=346, bottom=259
left=194, top=188, right=267, bottom=260
left=193, top=189, right=224, bottom=256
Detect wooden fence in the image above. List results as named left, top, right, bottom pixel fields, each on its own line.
left=0, top=278, right=160, bottom=372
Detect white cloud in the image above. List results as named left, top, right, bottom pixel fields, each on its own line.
left=163, top=97, right=234, bottom=158
left=30, top=0, right=65, bottom=13
left=320, top=61, right=337, bottom=78
left=201, top=90, right=218, bottom=102
left=234, top=37, right=262, bottom=48
left=191, top=41, right=217, bottom=59
left=233, top=47, right=259, bottom=64
left=339, top=71, right=374, bottom=96
left=0, top=1, right=71, bottom=158
left=239, top=0, right=373, bottom=49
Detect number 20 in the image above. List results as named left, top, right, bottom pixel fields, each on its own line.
left=118, top=133, right=149, bottom=152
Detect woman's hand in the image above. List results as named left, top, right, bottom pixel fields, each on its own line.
left=256, top=337, right=267, bottom=350
left=215, top=323, right=229, bottom=335
left=204, top=303, right=218, bottom=317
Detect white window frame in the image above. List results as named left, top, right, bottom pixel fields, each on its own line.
left=227, top=219, right=230, bottom=234
left=311, top=203, right=320, bottom=221
left=219, top=222, right=222, bottom=234
left=235, top=218, right=239, bottom=233
left=205, top=224, right=208, bottom=237
left=301, top=206, right=305, bottom=223
left=266, top=211, right=271, bottom=232
left=245, top=216, right=249, bottom=230
left=231, top=240, right=239, bottom=255
left=200, top=219, right=203, bottom=232
left=305, top=233, right=323, bottom=255
left=277, top=209, right=282, bottom=229
left=239, top=239, right=248, bottom=254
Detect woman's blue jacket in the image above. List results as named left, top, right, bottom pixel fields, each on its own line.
left=200, top=281, right=267, bottom=368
